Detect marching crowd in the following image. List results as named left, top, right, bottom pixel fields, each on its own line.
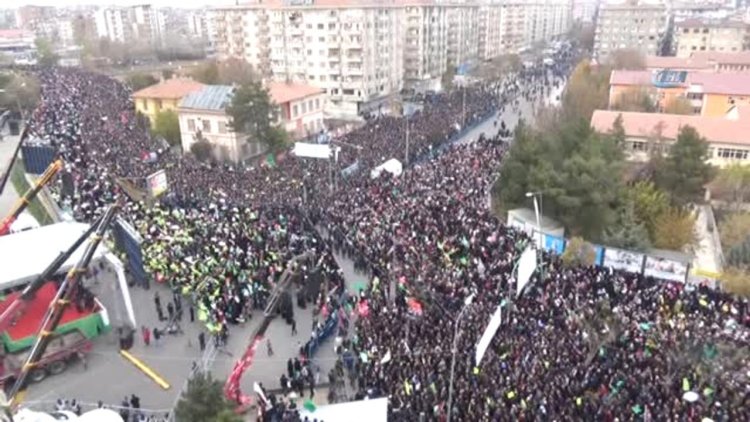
left=18, top=40, right=750, bottom=422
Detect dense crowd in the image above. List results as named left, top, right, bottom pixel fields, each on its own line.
left=18, top=41, right=750, bottom=422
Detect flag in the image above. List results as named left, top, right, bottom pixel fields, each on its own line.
left=357, top=300, right=370, bottom=317
left=516, top=246, right=537, bottom=296
left=265, top=153, right=277, bottom=168
left=407, top=298, right=423, bottom=315
left=475, top=305, right=502, bottom=366
left=253, top=382, right=270, bottom=409
left=380, top=350, right=392, bottom=364
left=303, top=400, right=316, bottom=412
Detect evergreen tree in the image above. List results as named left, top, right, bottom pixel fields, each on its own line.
left=226, top=82, right=287, bottom=152
left=174, top=372, right=236, bottom=422
left=152, top=110, right=181, bottom=147
left=656, top=125, right=714, bottom=206
left=603, top=201, right=651, bottom=251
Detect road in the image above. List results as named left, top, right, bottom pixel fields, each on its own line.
left=17, top=79, right=566, bottom=416
left=0, top=124, right=20, bottom=217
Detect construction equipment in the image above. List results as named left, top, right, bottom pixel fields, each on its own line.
left=5, top=202, right=119, bottom=406
left=0, top=159, right=63, bottom=236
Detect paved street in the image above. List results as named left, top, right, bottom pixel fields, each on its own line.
left=16, top=82, right=564, bottom=416
left=0, top=125, right=20, bottom=217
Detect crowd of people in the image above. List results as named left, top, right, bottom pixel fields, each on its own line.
left=17, top=40, right=750, bottom=422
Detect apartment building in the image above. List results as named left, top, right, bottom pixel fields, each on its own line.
left=446, top=5, right=479, bottom=71
left=94, top=5, right=164, bottom=46
left=212, top=1, right=403, bottom=117
left=594, top=2, right=669, bottom=60
left=572, top=0, right=598, bottom=24
left=403, top=4, right=447, bottom=88
left=674, top=19, right=750, bottom=57
left=478, top=4, right=501, bottom=61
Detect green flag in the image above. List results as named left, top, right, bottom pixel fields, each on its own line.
left=303, top=400, right=316, bottom=412
left=266, top=153, right=277, bottom=167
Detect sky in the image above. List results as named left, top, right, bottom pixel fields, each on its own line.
left=3, top=0, right=236, bottom=8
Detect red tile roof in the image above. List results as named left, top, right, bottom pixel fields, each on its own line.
left=268, top=81, right=324, bottom=105
left=610, top=69, right=750, bottom=95
left=132, top=78, right=205, bottom=100
left=591, top=110, right=750, bottom=147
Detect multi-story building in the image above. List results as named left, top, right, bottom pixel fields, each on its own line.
left=211, top=1, right=404, bottom=117
left=645, top=51, right=750, bottom=72
left=14, top=6, right=55, bottom=30
left=132, top=78, right=206, bottom=124
left=572, top=0, right=598, bottom=24
left=609, top=69, right=750, bottom=116
left=478, top=4, right=501, bottom=61
left=446, top=5, right=479, bottom=72
left=673, top=18, right=750, bottom=57
left=591, top=107, right=750, bottom=168
left=403, top=4, right=446, bottom=89
left=594, top=2, right=669, bottom=60
left=94, top=5, right=163, bottom=46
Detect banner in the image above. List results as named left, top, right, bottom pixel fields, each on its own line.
left=603, top=247, right=644, bottom=273
left=516, top=246, right=537, bottom=296
left=594, top=245, right=605, bottom=266
left=644, top=255, right=688, bottom=283
left=147, top=170, right=168, bottom=197
left=543, top=234, right=565, bottom=255
left=292, top=142, right=340, bottom=160
left=475, top=305, right=501, bottom=366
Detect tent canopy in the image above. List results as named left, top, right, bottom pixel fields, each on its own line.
left=0, top=222, right=108, bottom=291
left=299, top=397, right=387, bottom=422
left=370, top=158, right=403, bottom=179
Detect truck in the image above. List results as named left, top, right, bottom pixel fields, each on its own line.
left=0, top=330, right=92, bottom=389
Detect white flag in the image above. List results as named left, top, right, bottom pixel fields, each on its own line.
left=254, top=382, right=270, bottom=409
left=475, top=305, right=502, bottom=366
left=516, top=246, right=537, bottom=297
left=380, top=350, right=392, bottom=364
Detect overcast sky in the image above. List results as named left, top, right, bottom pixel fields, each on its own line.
left=4, top=1, right=236, bottom=8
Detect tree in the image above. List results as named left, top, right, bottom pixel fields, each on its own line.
left=174, top=371, right=237, bottom=422
left=652, top=207, right=697, bottom=251
left=191, top=138, right=214, bottom=162
left=612, top=87, right=655, bottom=113
left=162, top=69, right=175, bottom=80
left=607, top=49, right=646, bottom=70
left=655, top=126, right=715, bottom=206
left=441, top=66, right=456, bottom=91
left=712, top=164, right=750, bottom=210
left=720, top=267, right=750, bottom=296
left=727, top=236, right=750, bottom=269
left=561, top=236, right=597, bottom=267
left=226, top=81, right=285, bottom=151
left=562, top=60, right=610, bottom=121
left=719, top=213, right=750, bottom=251
left=34, top=38, right=59, bottom=67
left=0, top=72, right=41, bottom=114
left=603, top=201, right=651, bottom=251
left=218, top=58, right=257, bottom=86
left=125, top=73, right=158, bottom=91
left=151, top=110, right=181, bottom=147
left=664, top=96, right=694, bottom=115
left=213, top=409, right=243, bottom=422
left=627, top=181, right=670, bottom=240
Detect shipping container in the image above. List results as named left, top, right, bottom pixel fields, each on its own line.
left=20, top=145, right=56, bottom=175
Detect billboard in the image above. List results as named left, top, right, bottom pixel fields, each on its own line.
left=603, top=247, right=645, bottom=273
left=543, top=233, right=565, bottom=255
left=644, top=255, right=688, bottom=283
left=147, top=170, right=168, bottom=198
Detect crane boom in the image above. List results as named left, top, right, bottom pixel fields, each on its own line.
left=7, top=202, right=119, bottom=406
left=0, top=212, right=105, bottom=334
left=0, top=159, right=63, bottom=236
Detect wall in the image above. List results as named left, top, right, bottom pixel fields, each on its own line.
left=134, top=97, right=180, bottom=123
left=179, top=110, right=265, bottom=163
left=701, top=93, right=750, bottom=117
left=285, top=93, right=326, bottom=139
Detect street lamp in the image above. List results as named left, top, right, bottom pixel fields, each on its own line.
left=525, top=191, right=543, bottom=249
left=447, top=292, right=475, bottom=422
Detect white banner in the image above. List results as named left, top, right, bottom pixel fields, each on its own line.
left=292, top=142, right=340, bottom=160
left=603, top=248, right=644, bottom=273
left=516, top=246, right=537, bottom=296
left=147, top=170, right=168, bottom=197
left=643, top=255, right=688, bottom=283
left=475, top=305, right=501, bottom=366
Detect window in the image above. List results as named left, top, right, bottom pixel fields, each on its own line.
left=717, top=148, right=749, bottom=160
left=301, top=102, right=307, bottom=113
left=202, top=119, right=211, bottom=133
left=188, top=119, right=195, bottom=131
left=315, top=98, right=320, bottom=110
left=219, top=121, right=227, bottom=134
left=292, top=104, right=298, bottom=117
left=156, top=99, right=163, bottom=110
left=630, top=141, right=647, bottom=152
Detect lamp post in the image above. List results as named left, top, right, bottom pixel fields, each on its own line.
left=447, top=292, right=475, bottom=422
left=525, top=191, right=543, bottom=249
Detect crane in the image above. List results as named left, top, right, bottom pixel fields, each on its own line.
left=0, top=159, right=63, bottom=236
left=5, top=202, right=119, bottom=408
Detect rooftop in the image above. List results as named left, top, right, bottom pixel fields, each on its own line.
left=179, top=85, right=234, bottom=111
left=610, top=69, right=750, bottom=95
left=590, top=109, right=750, bottom=147
left=131, top=78, right=205, bottom=100
left=268, top=81, right=324, bottom=104
left=645, top=52, right=750, bottom=71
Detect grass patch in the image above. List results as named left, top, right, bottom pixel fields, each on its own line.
left=9, top=158, right=54, bottom=226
